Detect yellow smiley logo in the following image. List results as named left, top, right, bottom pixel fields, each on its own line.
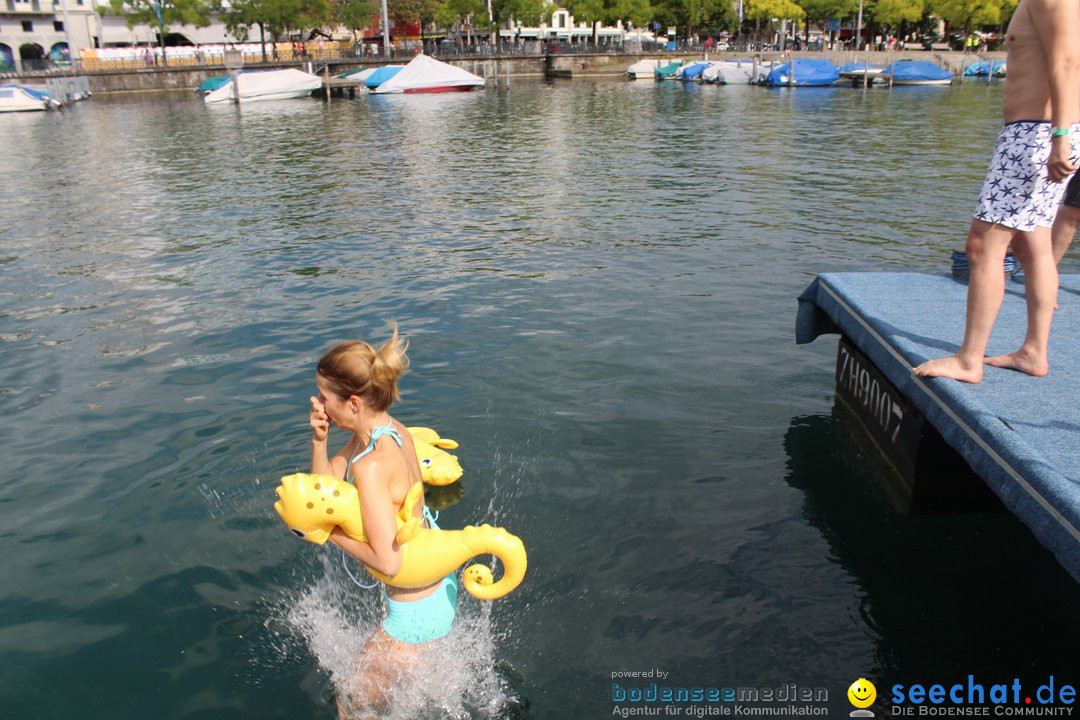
left=848, top=678, right=876, bottom=708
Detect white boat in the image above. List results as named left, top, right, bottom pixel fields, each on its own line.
left=838, top=63, right=885, bottom=80
left=625, top=59, right=662, bottom=80
left=203, top=69, right=321, bottom=104
left=371, top=54, right=485, bottom=94
left=702, top=60, right=765, bottom=85
left=0, top=84, right=53, bottom=112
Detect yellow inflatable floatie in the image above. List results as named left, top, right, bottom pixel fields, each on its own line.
left=407, top=426, right=463, bottom=486
left=274, top=472, right=526, bottom=600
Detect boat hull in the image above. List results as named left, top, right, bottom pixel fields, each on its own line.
left=401, top=84, right=480, bottom=93
left=0, top=85, right=50, bottom=112
left=888, top=79, right=953, bottom=86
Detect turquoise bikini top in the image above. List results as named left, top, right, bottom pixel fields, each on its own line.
left=345, top=422, right=403, bottom=484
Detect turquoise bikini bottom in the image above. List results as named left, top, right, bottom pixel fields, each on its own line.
left=380, top=507, right=458, bottom=644
left=381, top=573, right=459, bottom=644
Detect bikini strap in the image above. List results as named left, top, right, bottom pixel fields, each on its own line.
left=346, top=422, right=403, bottom=482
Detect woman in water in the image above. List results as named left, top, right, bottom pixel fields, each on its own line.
left=308, top=325, right=458, bottom=708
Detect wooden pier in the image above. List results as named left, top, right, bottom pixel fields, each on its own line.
left=797, top=272, right=1080, bottom=582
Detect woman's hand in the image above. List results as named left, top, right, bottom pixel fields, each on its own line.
left=309, top=396, right=329, bottom=442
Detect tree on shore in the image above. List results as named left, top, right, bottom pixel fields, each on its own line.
left=742, top=0, right=806, bottom=44
left=485, top=0, right=548, bottom=47
left=430, top=0, right=482, bottom=47
left=221, top=0, right=331, bottom=62
left=871, top=0, right=925, bottom=44
left=653, top=0, right=737, bottom=40
left=926, top=0, right=1017, bottom=45
left=612, top=0, right=655, bottom=41
left=799, top=0, right=857, bottom=45
left=104, top=0, right=214, bottom=65
left=389, top=0, right=440, bottom=34
left=333, top=0, right=381, bottom=45
left=564, top=0, right=607, bottom=46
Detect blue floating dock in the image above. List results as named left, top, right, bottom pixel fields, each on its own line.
left=797, top=272, right=1080, bottom=581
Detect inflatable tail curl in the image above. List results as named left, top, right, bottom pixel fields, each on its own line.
left=273, top=472, right=526, bottom=600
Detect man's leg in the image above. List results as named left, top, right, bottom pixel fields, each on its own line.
left=913, top=219, right=1015, bottom=383
left=1051, top=204, right=1080, bottom=265
left=985, top=226, right=1056, bottom=376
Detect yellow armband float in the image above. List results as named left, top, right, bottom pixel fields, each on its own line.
left=273, top=473, right=526, bottom=600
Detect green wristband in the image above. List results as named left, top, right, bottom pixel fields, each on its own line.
left=1051, top=127, right=1071, bottom=137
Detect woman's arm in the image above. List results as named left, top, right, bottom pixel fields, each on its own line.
left=329, top=457, right=404, bottom=577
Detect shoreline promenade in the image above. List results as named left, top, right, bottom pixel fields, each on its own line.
left=5, top=48, right=1004, bottom=95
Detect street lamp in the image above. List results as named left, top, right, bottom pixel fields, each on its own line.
left=153, top=0, right=167, bottom=66
left=380, top=0, right=391, bottom=56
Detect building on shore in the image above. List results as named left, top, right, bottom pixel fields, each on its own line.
left=498, top=8, right=661, bottom=47
left=1, top=0, right=97, bottom=72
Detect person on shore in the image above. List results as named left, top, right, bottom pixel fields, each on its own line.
left=1052, top=172, right=1080, bottom=264
left=913, top=0, right=1080, bottom=383
left=308, top=325, right=458, bottom=711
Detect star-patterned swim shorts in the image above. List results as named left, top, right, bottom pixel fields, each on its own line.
left=973, top=121, right=1080, bottom=232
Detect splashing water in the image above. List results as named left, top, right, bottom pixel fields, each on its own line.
left=276, top=552, right=525, bottom=719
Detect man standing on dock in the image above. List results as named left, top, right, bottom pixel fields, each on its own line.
left=913, top=0, right=1080, bottom=383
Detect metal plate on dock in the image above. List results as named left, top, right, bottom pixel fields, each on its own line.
left=834, top=336, right=995, bottom=511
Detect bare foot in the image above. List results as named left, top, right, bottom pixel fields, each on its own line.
left=912, top=355, right=984, bottom=383
left=984, top=350, right=1049, bottom=377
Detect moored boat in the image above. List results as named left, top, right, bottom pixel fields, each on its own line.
left=838, top=62, right=885, bottom=85
left=702, top=59, right=765, bottom=84
left=879, top=60, right=953, bottom=86
left=654, top=61, right=683, bottom=80
left=676, top=62, right=710, bottom=82
left=625, top=58, right=662, bottom=80
left=370, top=55, right=485, bottom=94
left=364, top=65, right=405, bottom=89
left=963, top=60, right=1006, bottom=77
left=762, top=59, right=839, bottom=87
left=0, top=84, right=54, bottom=112
left=202, top=69, right=321, bottom=103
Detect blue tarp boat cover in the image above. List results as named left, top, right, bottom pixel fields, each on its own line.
left=764, top=58, right=839, bottom=86
left=364, top=65, right=404, bottom=88
left=196, top=75, right=234, bottom=93
left=964, top=60, right=1006, bottom=76
left=680, top=62, right=709, bottom=79
left=9, top=84, right=50, bottom=101
left=882, top=61, right=953, bottom=82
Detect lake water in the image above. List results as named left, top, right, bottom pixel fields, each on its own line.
left=1, top=77, right=1078, bottom=720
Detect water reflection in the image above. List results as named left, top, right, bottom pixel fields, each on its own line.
left=783, top=413, right=1080, bottom=696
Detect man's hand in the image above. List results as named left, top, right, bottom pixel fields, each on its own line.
left=1048, top=134, right=1078, bottom=182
